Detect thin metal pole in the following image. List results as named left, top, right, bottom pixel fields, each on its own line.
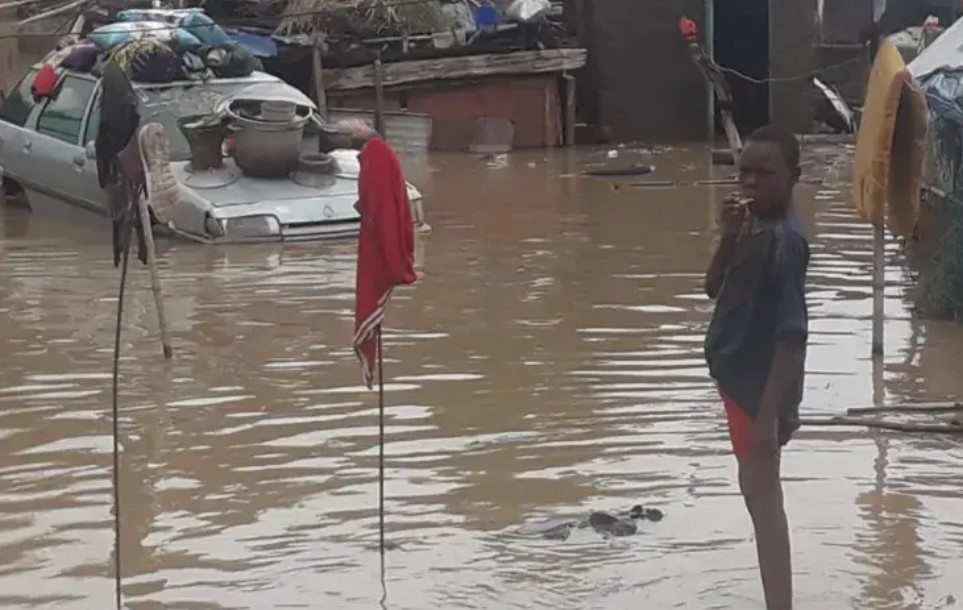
left=377, top=327, right=387, bottom=605
left=871, top=217, right=884, bottom=357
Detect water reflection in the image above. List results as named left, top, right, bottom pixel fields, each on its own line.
left=0, top=145, right=961, bottom=609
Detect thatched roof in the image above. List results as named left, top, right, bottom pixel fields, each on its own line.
left=275, top=0, right=451, bottom=42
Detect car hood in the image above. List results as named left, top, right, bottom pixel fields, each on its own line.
left=173, top=161, right=358, bottom=207
left=325, top=149, right=423, bottom=201
left=172, top=152, right=421, bottom=212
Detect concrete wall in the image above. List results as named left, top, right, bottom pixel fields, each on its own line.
left=577, top=0, right=820, bottom=143
left=581, top=0, right=709, bottom=143
left=820, top=0, right=874, bottom=43
left=0, top=15, right=20, bottom=93
left=769, top=0, right=818, bottom=133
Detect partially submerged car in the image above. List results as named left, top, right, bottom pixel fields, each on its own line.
left=0, top=66, right=424, bottom=243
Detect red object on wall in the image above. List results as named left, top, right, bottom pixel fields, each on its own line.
left=678, top=15, right=699, bottom=39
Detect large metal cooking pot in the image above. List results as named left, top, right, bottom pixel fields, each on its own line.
left=224, top=103, right=311, bottom=179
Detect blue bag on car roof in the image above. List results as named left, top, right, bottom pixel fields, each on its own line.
left=89, top=22, right=145, bottom=51
left=61, top=42, right=101, bottom=72
left=181, top=11, right=231, bottom=47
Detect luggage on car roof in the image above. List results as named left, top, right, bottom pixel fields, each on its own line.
left=200, top=42, right=262, bottom=78
left=111, top=38, right=179, bottom=83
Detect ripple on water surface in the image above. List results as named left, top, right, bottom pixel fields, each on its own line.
left=0, top=145, right=962, bottom=609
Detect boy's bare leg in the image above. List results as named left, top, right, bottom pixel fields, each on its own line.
left=738, top=452, right=793, bottom=610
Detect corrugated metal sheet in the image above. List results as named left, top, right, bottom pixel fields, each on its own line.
left=328, top=108, right=433, bottom=152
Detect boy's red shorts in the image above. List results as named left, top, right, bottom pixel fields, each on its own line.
left=718, top=386, right=753, bottom=460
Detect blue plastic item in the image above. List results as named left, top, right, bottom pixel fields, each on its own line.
left=181, top=11, right=231, bottom=47
left=227, top=30, right=278, bottom=59
left=89, top=22, right=141, bottom=51
left=116, top=8, right=203, bottom=25
left=172, top=28, right=204, bottom=53
left=115, top=9, right=150, bottom=22
left=474, top=5, right=499, bottom=28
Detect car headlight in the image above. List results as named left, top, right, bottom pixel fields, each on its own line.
left=222, top=215, right=281, bottom=239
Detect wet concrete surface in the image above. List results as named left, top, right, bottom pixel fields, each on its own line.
left=1, top=143, right=962, bottom=609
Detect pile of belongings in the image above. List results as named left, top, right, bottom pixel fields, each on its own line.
left=40, top=8, right=263, bottom=85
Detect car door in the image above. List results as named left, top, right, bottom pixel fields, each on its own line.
left=0, top=69, right=40, bottom=188
left=76, top=82, right=109, bottom=211
left=25, top=74, right=103, bottom=214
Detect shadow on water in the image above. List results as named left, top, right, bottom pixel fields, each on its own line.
left=0, top=143, right=961, bottom=609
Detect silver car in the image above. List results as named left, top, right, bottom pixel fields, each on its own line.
left=0, top=65, right=424, bottom=243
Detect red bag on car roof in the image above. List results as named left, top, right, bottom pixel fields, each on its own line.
left=31, top=64, right=58, bottom=100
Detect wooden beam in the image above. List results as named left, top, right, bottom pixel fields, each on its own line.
left=563, top=72, right=576, bottom=147
left=323, top=48, right=588, bottom=92
left=373, top=57, right=386, bottom=137
left=312, top=43, right=328, bottom=121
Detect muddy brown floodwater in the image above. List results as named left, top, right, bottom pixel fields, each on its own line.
left=0, top=143, right=962, bottom=610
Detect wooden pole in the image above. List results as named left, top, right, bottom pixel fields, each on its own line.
left=871, top=215, right=884, bottom=357
left=799, top=416, right=963, bottom=434
left=563, top=72, right=576, bottom=147
left=373, top=56, right=386, bottom=137
left=848, top=403, right=963, bottom=416
left=683, top=41, right=743, bottom=164
left=136, top=193, right=173, bottom=360
left=312, top=41, right=328, bottom=121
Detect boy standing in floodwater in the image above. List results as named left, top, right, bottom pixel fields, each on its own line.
left=703, top=125, right=809, bottom=610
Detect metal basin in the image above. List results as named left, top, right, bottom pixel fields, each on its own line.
left=225, top=103, right=310, bottom=179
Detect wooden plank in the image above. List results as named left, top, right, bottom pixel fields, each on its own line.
left=324, top=48, right=588, bottom=92
left=799, top=416, right=963, bottom=434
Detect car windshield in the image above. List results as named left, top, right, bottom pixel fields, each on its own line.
left=135, top=80, right=308, bottom=161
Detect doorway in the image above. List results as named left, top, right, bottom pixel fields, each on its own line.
left=712, top=0, right=770, bottom=137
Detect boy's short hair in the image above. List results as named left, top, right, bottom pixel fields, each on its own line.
left=746, top=124, right=800, bottom=169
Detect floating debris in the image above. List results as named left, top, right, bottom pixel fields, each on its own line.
left=516, top=504, right=664, bottom=541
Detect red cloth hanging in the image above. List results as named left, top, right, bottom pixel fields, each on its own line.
left=352, top=137, right=417, bottom=388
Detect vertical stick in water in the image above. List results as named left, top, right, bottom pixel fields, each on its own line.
left=111, top=206, right=134, bottom=610
left=135, top=191, right=172, bottom=360
left=871, top=218, right=884, bottom=356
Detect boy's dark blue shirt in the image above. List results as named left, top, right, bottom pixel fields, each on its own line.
left=704, top=214, right=809, bottom=442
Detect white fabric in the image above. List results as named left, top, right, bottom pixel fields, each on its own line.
left=908, top=15, right=963, bottom=78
